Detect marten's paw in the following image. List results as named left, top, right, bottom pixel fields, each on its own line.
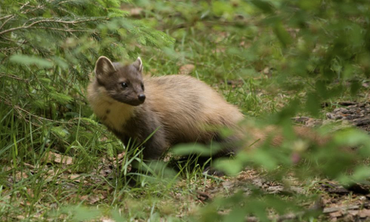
left=203, top=166, right=226, bottom=177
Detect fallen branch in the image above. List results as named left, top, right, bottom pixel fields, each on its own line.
left=323, top=205, right=360, bottom=214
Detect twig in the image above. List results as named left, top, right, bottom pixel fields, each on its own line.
left=323, top=205, right=359, bottom=214
left=33, top=26, right=91, bottom=33
left=56, top=0, right=76, bottom=6
left=1, top=97, right=41, bottom=127
left=19, top=1, right=30, bottom=10
left=20, top=2, right=45, bottom=15
left=0, top=73, right=30, bottom=82
left=0, top=15, right=13, bottom=20
left=1, top=96, right=55, bottom=126
left=0, top=17, right=107, bottom=36
left=0, top=15, right=15, bottom=31
left=0, top=96, right=89, bottom=127
left=246, top=213, right=302, bottom=222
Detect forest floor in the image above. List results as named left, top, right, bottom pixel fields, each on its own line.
left=3, top=102, right=370, bottom=221
left=293, top=101, right=370, bottom=221
left=2, top=2, right=370, bottom=221
left=196, top=101, right=370, bottom=221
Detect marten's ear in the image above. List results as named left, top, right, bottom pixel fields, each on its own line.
left=132, top=57, right=143, bottom=73
left=95, top=56, right=116, bottom=77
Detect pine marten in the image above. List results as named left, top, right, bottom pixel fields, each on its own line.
left=87, top=56, right=244, bottom=161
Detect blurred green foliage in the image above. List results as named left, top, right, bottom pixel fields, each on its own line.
left=0, top=0, right=173, bottom=156
left=1, top=0, right=370, bottom=221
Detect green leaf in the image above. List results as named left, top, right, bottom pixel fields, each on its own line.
left=350, top=166, right=370, bottom=182
left=39, top=78, right=52, bottom=85
left=51, top=126, right=69, bottom=138
left=273, top=22, right=292, bottom=48
left=49, top=92, right=73, bottom=104
left=108, top=8, right=129, bottom=18
left=32, top=99, right=47, bottom=109
left=251, top=0, right=274, bottom=14
left=334, top=128, right=370, bottom=148
left=61, top=206, right=101, bottom=221
left=10, top=54, right=53, bottom=68
left=212, top=1, right=234, bottom=17
left=305, top=93, right=320, bottom=117
left=171, top=144, right=211, bottom=156
left=214, top=158, right=243, bottom=176
left=224, top=206, right=247, bottom=222
left=52, top=56, right=69, bottom=70
left=338, top=166, right=370, bottom=185
left=251, top=149, right=278, bottom=170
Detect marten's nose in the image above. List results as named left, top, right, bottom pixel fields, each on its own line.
left=138, top=94, right=146, bottom=102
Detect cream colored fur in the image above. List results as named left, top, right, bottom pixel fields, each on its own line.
left=87, top=84, right=135, bottom=132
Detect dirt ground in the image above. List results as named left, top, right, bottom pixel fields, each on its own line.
left=6, top=102, right=370, bottom=221
left=201, top=101, right=370, bottom=221
left=299, top=101, right=370, bottom=221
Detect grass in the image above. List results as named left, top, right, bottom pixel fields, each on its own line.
left=1, top=1, right=370, bottom=221
left=0, top=33, right=275, bottom=220
left=0, top=19, right=320, bottom=222
left=0, top=101, right=232, bottom=221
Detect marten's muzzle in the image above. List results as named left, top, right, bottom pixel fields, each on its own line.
left=138, top=94, right=146, bottom=102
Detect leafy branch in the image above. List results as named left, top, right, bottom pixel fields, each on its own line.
left=0, top=15, right=15, bottom=31
left=0, top=17, right=107, bottom=36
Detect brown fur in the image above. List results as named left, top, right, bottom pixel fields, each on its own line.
left=87, top=57, right=244, bottom=160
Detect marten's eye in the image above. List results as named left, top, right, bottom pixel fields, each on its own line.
left=121, top=82, right=128, bottom=89
left=141, top=83, right=144, bottom=91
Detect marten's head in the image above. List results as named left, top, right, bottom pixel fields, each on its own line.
left=94, top=56, right=145, bottom=106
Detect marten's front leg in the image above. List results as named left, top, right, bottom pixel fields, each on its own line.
left=123, top=110, right=168, bottom=161
left=141, top=127, right=168, bottom=160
